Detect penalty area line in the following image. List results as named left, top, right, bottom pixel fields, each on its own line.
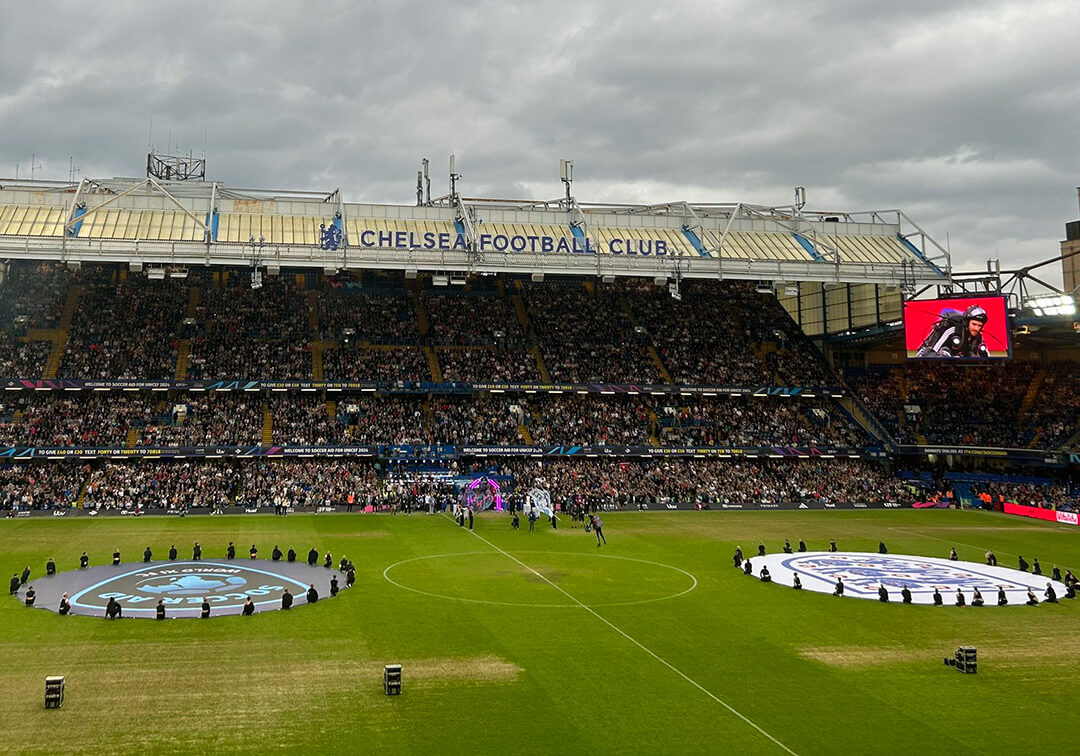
left=457, top=521, right=798, bottom=755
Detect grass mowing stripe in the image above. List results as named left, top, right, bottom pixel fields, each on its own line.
left=453, top=516, right=799, bottom=756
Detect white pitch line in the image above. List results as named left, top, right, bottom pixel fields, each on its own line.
left=457, top=520, right=798, bottom=755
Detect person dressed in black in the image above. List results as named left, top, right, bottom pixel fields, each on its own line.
left=833, top=577, right=844, bottom=597
left=112, top=550, right=121, bottom=566
left=59, top=593, right=71, bottom=615
left=306, top=584, right=319, bottom=604
left=307, top=548, right=319, bottom=567
left=1052, top=565, right=1062, bottom=583
left=1032, top=558, right=1042, bottom=576
left=287, top=548, right=297, bottom=563
left=1066, top=581, right=1077, bottom=600
left=192, top=541, right=202, bottom=560
left=743, top=559, right=753, bottom=576
left=901, top=585, right=912, bottom=604
left=226, top=542, right=236, bottom=560
left=281, top=589, right=293, bottom=610
left=792, top=573, right=802, bottom=590
left=1044, top=583, right=1058, bottom=603
left=997, top=587, right=1008, bottom=606
left=829, top=539, right=838, bottom=553
left=878, top=584, right=889, bottom=602
left=528, top=509, right=538, bottom=532
left=242, top=598, right=255, bottom=616
left=878, top=542, right=888, bottom=554
left=20, top=566, right=30, bottom=585
left=200, top=599, right=211, bottom=618
left=339, top=556, right=349, bottom=573
left=156, top=599, right=166, bottom=620
left=757, top=543, right=766, bottom=557
left=797, top=538, right=807, bottom=553
left=511, top=511, right=520, bottom=530
left=24, top=586, right=35, bottom=607
left=932, top=588, right=943, bottom=606
left=759, top=566, right=772, bottom=583
left=330, top=575, right=340, bottom=597
left=143, top=547, right=153, bottom=563
left=79, top=551, right=89, bottom=569
left=323, top=552, right=332, bottom=569
left=971, top=588, right=984, bottom=607
left=733, top=547, right=743, bottom=568
left=1066, top=569, right=1076, bottom=587
left=948, top=547, right=958, bottom=561
left=346, top=565, right=356, bottom=588
left=1026, top=587, right=1039, bottom=606
left=985, top=550, right=997, bottom=566
left=783, top=539, right=792, bottom=554
left=549, top=511, right=557, bottom=530
left=46, top=558, right=56, bottom=576
left=249, top=544, right=258, bottom=560
left=468, top=507, right=474, bottom=531
left=272, top=546, right=283, bottom=562
left=914, top=304, right=991, bottom=358
left=955, top=588, right=966, bottom=607
left=1018, top=555, right=1029, bottom=572
left=105, top=597, right=121, bottom=619
left=169, top=545, right=178, bottom=561
left=8, top=574, right=18, bottom=595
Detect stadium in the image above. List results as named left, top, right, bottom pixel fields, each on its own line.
left=0, top=156, right=1078, bottom=753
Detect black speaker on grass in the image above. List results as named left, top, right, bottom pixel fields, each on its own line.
left=384, top=664, right=402, bottom=695
left=943, top=646, right=977, bottom=674
left=45, top=676, right=64, bottom=709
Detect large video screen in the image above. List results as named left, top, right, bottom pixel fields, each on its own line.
left=903, top=296, right=1010, bottom=359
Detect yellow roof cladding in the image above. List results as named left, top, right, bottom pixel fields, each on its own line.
left=827, top=234, right=911, bottom=264
left=77, top=208, right=205, bottom=241
left=0, top=205, right=67, bottom=237
left=722, top=232, right=814, bottom=261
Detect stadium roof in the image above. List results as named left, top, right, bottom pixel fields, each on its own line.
left=0, top=176, right=949, bottom=287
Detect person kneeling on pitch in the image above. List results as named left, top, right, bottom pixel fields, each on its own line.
left=242, top=598, right=255, bottom=616
left=954, top=588, right=966, bottom=607
left=169, top=545, right=178, bottom=561
left=1044, top=583, right=1058, bottom=603
left=24, top=586, right=36, bottom=607
left=997, top=587, right=1008, bottom=606
left=143, top=546, right=152, bottom=563
left=287, top=548, right=296, bottom=563
left=1066, top=582, right=1077, bottom=600
left=733, top=547, right=743, bottom=569
left=743, top=559, right=753, bottom=576
left=105, top=597, right=122, bottom=619
left=307, top=548, right=319, bottom=567
left=59, top=593, right=71, bottom=616
left=932, top=588, right=943, bottom=606
left=1025, top=588, right=1039, bottom=606
left=878, top=584, right=889, bottom=602
left=330, top=575, right=340, bottom=597
left=156, top=599, right=166, bottom=620
left=783, top=539, right=792, bottom=554
left=792, top=573, right=802, bottom=590
left=272, top=546, right=283, bottom=561
left=80, top=551, right=89, bottom=569
left=971, top=588, right=984, bottom=607
left=901, top=585, right=912, bottom=604
left=833, top=577, right=844, bottom=597
left=201, top=599, right=211, bottom=619
left=878, top=542, right=888, bottom=554
left=307, top=584, right=319, bottom=604
left=46, top=557, right=56, bottom=576
left=759, top=566, right=772, bottom=583
left=282, top=589, right=293, bottom=610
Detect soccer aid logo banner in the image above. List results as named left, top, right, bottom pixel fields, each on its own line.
left=526, top=488, right=552, bottom=517
left=752, top=552, right=1068, bottom=606
left=21, top=561, right=337, bottom=618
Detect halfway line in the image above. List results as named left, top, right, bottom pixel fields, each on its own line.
left=456, top=520, right=798, bottom=755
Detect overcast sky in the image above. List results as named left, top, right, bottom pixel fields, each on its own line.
left=1, top=0, right=1077, bottom=282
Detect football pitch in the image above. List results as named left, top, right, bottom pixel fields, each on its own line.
left=2, top=509, right=1078, bottom=755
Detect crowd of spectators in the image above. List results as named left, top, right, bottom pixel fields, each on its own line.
left=657, top=398, right=866, bottom=447
left=271, top=395, right=349, bottom=445
left=429, top=396, right=522, bottom=445
left=0, top=334, right=50, bottom=379
left=236, top=459, right=382, bottom=509
left=58, top=274, right=187, bottom=379
left=422, top=292, right=525, bottom=348
left=498, top=457, right=912, bottom=509
left=320, top=285, right=419, bottom=344
left=81, top=461, right=240, bottom=511
left=0, top=463, right=85, bottom=511
left=970, top=480, right=1079, bottom=512
left=521, top=396, right=651, bottom=447
left=321, top=346, right=430, bottom=383
left=436, top=348, right=538, bottom=383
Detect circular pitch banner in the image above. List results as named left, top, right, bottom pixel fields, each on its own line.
left=14, top=560, right=342, bottom=618
left=748, top=552, right=1069, bottom=606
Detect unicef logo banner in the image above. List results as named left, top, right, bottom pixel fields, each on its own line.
left=750, top=552, right=1069, bottom=606
left=18, top=561, right=341, bottom=618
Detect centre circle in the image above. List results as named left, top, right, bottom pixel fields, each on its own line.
left=382, top=551, right=697, bottom=608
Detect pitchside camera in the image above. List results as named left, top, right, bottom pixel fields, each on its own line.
left=943, top=646, right=977, bottom=674
left=384, top=664, right=402, bottom=695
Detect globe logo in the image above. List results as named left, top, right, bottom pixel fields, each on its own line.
left=136, top=574, right=248, bottom=596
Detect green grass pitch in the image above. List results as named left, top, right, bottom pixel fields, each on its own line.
left=1, top=509, right=1078, bottom=755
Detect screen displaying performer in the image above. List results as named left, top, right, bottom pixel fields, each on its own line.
left=903, top=296, right=1010, bottom=359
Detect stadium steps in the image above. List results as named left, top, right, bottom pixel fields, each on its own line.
left=425, top=346, right=442, bottom=382
left=125, top=427, right=137, bottom=447
left=1062, top=426, right=1080, bottom=451
left=261, top=404, right=273, bottom=446
left=496, top=278, right=506, bottom=298
left=531, top=345, right=551, bottom=382
left=837, top=396, right=896, bottom=449
left=311, top=341, right=324, bottom=381
left=174, top=340, right=190, bottom=380
left=75, top=475, right=90, bottom=509
left=511, top=294, right=530, bottom=330
left=413, top=292, right=430, bottom=336
left=647, top=346, right=673, bottom=384
left=42, top=285, right=83, bottom=379
left=1027, top=430, right=1044, bottom=449
left=895, top=371, right=910, bottom=401
left=617, top=292, right=673, bottom=383
left=186, top=285, right=200, bottom=318
left=326, top=400, right=336, bottom=424
left=518, top=424, right=533, bottom=445
left=915, top=431, right=928, bottom=444
left=306, top=290, right=319, bottom=332
left=1016, top=368, right=1046, bottom=426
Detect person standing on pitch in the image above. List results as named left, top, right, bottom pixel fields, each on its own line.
left=24, top=586, right=35, bottom=607
left=330, top=575, right=339, bottom=597
left=281, top=589, right=293, bottom=610
left=20, top=566, right=30, bottom=585
left=590, top=514, right=606, bottom=546
left=528, top=508, right=537, bottom=533
left=511, top=511, right=520, bottom=529
left=346, top=565, right=356, bottom=588
left=59, top=593, right=71, bottom=615
left=192, top=541, right=202, bottom=560
left=169, top=545, right=178, bottom=561
left=143, top=546, right=153, bottom=563
left=307, top=548, right=319, bottom=566
left=468, top=507, right=474, bottom=531
left=226, top=542, right=236, bottom=560
left=46, top=558, right=56, bottom=576
left=733, top=546, right=743, bottom=568
left=156, top=599, right=166, bottom=620
left=201, top=599, right=211, bottom=619
left=550, top=510, right=558, bottom=530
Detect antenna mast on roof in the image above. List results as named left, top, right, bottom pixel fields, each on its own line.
left=146, top=149, right=206, bottom=181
